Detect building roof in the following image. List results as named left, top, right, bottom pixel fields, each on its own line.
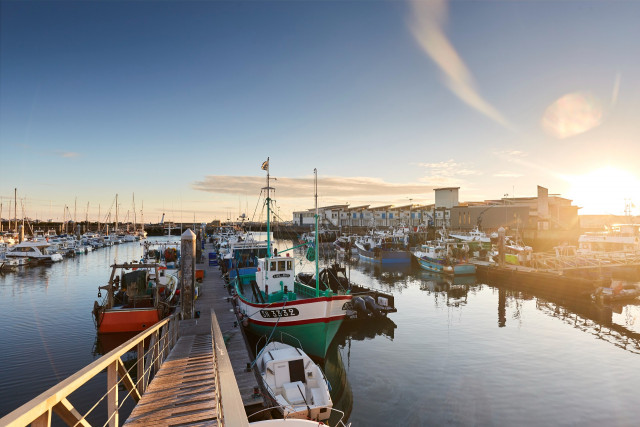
left=347, top=205, right=370, bottom=211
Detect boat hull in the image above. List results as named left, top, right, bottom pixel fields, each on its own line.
left=357, top=248, right=412, bottom=264
left=236, top=293, right=350, bottom=358
left=98, top=308, right=160, bottom=333
left=415, top=255, right=476, bottom=276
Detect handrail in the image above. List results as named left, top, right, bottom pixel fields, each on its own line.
left=210, top=308, right=250, bottom=427
left=0, top=312, right=180, bottom=427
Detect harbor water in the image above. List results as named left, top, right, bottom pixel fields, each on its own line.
left=2, top=237, right=640, bottom=425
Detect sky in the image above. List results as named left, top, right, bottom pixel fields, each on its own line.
left=1, top=0, right=639, bottom=224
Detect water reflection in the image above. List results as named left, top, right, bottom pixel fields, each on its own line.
left=323, top=345, right=353, bottom=426
left=93, top=332, right=140, bottom=355
left=418, top=272, right=478, bottom=308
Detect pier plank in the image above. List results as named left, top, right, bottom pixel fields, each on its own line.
left=124, top=334, right=218, bottom=426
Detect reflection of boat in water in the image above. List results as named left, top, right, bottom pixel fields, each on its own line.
left=333, top=316, right=397, bottom=347
left=592, top=280, right=640, bottom=304
left=93, top=331, right=140, bottom=355
left=323, top=343, right=353, bottom=426
left=418, top=272, right=477, bottom=307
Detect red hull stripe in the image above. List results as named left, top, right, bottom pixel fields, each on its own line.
left=247, top=314, right=346, bottom=327
left=240, top=295, right=351, bottom=308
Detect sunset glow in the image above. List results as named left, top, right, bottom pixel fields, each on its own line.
left=565, top=167, right=640, bottom=215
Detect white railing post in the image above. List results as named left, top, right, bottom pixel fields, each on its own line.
left=107, top=361, right=119, bottom=427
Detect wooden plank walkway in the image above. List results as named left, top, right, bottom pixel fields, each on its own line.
left=124, top=335, right=218, bottom=426
left=124, top=243, right=262, bottom=426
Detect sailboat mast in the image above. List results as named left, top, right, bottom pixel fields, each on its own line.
left=133, top=194, right=137, bottom=232
left=314, top=168, right=319, bottom=297
left=115, top=194, right=119, bottom=234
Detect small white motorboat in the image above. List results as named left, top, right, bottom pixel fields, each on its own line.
left=255, top=341, right=333, bottom=422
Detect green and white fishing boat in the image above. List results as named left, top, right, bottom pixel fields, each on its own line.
left=233, top=160, right=352, bottom=358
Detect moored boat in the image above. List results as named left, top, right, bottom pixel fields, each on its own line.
left=93, top=262, right=178, bottom=333
left=578, top=224, right=640, bottom=256
left=354, top=229, right=411, bottom=264
left=412, top=229, right=476, bottom=276
left=254, top=340, right=333, bottom=421
left=5, top=241, right=63, bottom=263
left=232, top=161, right=351, bottom=358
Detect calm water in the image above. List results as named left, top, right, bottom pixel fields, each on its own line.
left=2, top=237, right=640, bottom=426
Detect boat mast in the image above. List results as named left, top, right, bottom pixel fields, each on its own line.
left=263, top=157, right=272, bottom=257
left=314, top=168, right=319, bottom=297
left=133, top=194, right=137, bottom=233
left=115, top=194, right=119, bottom=234
left=14, top=188, right=17, bottom=233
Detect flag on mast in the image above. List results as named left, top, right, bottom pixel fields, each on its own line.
left=261, top=158, right=269, bottom=171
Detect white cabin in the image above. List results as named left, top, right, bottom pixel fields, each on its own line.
left=256, top=255, right=296, bottom=297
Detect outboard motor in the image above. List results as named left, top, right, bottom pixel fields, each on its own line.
left=363, top=295, right=383, bottom=317
left=352, top=296, right=372, bottom=317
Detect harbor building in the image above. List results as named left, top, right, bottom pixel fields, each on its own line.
left=291, top=185, right=579, bottom=248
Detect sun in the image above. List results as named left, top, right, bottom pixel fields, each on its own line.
left=565, top=167, right=640, bottom=215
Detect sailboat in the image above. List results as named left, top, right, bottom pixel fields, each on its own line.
left=233, top=161, right=352, bottom=358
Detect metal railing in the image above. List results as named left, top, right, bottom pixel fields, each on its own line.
left=210, top=309, right=250, bottom=427
left=0, top=313, right=180, bottom=427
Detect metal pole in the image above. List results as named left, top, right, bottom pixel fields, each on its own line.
left=315, top=169, right=319, bottom=297
left=180, top=229, right=196, bottom=319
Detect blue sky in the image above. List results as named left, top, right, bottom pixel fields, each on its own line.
left=1, top=0, right=639, bottom=223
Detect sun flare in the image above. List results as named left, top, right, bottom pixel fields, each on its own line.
left=566, top=167, right=640, bottom=215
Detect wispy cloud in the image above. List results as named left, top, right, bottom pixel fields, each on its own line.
left=611, top=72, right=621, bottom=107
left=192, top=175, right=435, bottom=199
left=408, top=0, right=512, bottom=129
left=415, top=159, right=481, bottom=186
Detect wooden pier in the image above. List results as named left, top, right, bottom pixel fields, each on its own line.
left=124, top=244, right=262, bottom=425
left=0, top=243, right=261, bottom=427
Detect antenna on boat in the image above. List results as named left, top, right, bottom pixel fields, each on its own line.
left=315, top=168, right=319, bottom=297
left=261, top=157, right=273, bottom=257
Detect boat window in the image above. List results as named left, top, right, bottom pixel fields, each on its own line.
left=270, top=261, right=276, bottom=271
left=278, top=261, right=286, bottom=271
left=286, top=261, right=292, bottom=270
